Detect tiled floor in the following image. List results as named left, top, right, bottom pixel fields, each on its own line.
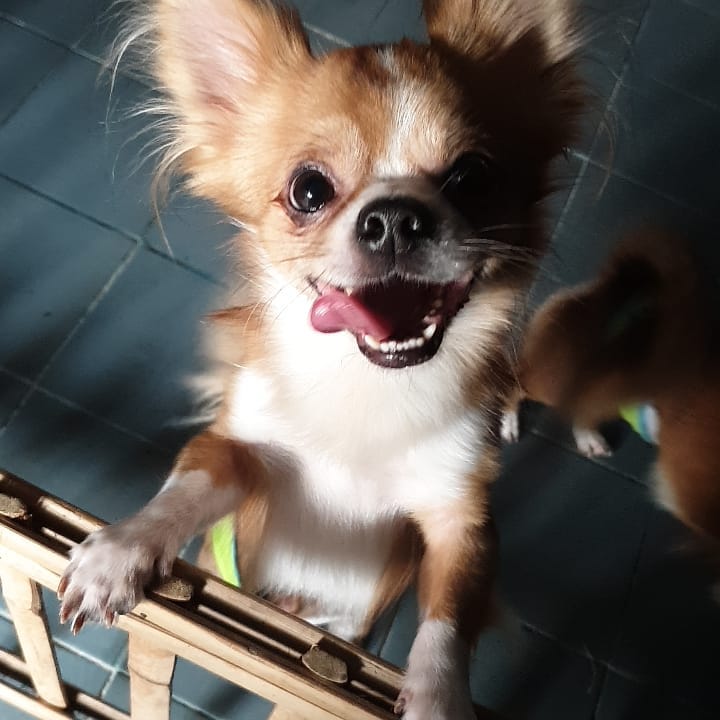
left=1, top=1, right=719, bottom=718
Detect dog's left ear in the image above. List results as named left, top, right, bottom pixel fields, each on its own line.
left=142, top=0, right=312, bottom=198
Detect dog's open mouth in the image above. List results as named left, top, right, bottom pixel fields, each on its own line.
left=310, top=273, right=474, bottom=368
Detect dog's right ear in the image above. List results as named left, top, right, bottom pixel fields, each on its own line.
left=135, top=0, right=311, bottom=192
left=423, top=0, right=579, bottom=63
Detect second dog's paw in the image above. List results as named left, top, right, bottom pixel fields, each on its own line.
left=58, top=520, right=174, bottom=634
left=572, top=427, right=612, bottom=458
left=500, top=410, right=520, bottom=443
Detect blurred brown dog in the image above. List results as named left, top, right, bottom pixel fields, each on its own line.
left=504, top=228, right=720, bottom=543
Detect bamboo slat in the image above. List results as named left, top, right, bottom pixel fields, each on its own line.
left=0, top=469, right=501, bottom=720
left=0, top=563, right=67, bottom=708
left=127, top=634, right=176, bottom=719
left=0, top=647, right=129, bottom=720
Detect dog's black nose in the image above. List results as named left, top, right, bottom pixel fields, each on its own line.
left=356, top=197, right=437, bottom=255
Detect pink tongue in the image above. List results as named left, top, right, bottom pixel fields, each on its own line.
left=310, top=289, right=392, bottom=339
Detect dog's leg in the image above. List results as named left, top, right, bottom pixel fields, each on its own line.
left=58, top=431, right=264, bottom=633
left=396, top=465, right=497, bottom=720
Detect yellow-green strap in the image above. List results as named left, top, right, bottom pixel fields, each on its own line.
left=619, top=404, right=658, bottom=444
left=210, top=514, right=241, bottom=587
left=619, top=405, right=641, bottom=433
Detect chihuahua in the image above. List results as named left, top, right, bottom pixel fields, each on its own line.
left=505, top=228, right=720, bottom=544
left=58, top=1, right=583, bottom=716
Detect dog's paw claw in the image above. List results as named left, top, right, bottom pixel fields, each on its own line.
left=393, top=691, right=408, bottom=716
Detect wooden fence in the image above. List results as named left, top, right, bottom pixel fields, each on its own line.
left=0, top=469, right=497, bottom=719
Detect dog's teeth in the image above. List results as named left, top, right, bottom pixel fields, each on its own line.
left=345, top=287, right=354, bottom=296
left=364, top=335, right=381, bottom=350
left=423, top=323, right=438, bottom=340
left=380, top=341, right=393, bottom=353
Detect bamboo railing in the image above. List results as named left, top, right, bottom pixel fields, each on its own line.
left=0, top=469, right=498, bottom=719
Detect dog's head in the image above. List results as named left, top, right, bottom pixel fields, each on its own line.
left=141, top=0, right=582, bottom=369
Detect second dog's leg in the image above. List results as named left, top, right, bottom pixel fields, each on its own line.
left=58, top=431, right=264, bottom=633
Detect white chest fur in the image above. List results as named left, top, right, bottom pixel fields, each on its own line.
left=224, top=287, right=494, bottom=632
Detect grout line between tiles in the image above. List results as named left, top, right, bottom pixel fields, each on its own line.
left=583, top=154, right=720, bottom=221
left=624, top=71, right=720, bottom=115
left=0, top=244, right=140, bottom=435
left=680, top=0, right=720, bottom=23
left=0, top=172, right=224, bottom=284
left=0, top=12, right=76, bottom=51
left=98, top=665, right=122, bottom=705
left=0, top=20, right=71, bottom=133
left=0, top=364, right=172, bottom=454
left=304, top=22, right=351, bottom=48
left=0, top=607, right=118, bottom=674
left=372, top=597, right=404, bottom=659
left=0, top=172, right=142, bottom=242
left=589, top=511, right=649, bottom=719
left=528, top=427, right=649, bottom=486
left=551, top=0, right=649, bottom=245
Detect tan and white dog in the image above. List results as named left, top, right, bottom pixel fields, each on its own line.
left=57, top=1, right=583, bottom=716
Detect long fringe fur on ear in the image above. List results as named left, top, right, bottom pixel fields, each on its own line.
left=423, top=0, right=583, bottom=63
left=103, top=0, right=310, bottom=216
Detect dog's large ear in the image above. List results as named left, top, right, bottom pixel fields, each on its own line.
left=133, top=0, right=311, bottom=191
left=423, top=0, right=579, bottom=63
left=422, top=0, right=583, bottom=157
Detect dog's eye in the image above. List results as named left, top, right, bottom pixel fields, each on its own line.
left=289, top=169, right=335, bottom=213
left=442, top=153, right=496, bottom=201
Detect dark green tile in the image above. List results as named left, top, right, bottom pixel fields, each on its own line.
left=0, top=177, right=133, bottom=380
left=171, top=659, right=273, bottom=719
left=0, top=20, right=67, bottom=125
left=144, top=193, right=237, bottom=282
left=291, top=0, right=388, bottom=45
left=0, top=52, right=156, bottom=236
left=0, top=0, right=111, bottom=47
left=683, top=0, right=720, bottom=21
left=493, top=433, right=650, bottom=661
left=630, top=2, right=720, bottom=110
left=103, top=671, right=218, bottom=719
left=40, top=248, right=219, bottom=447
left=0, top=371, right=29, bottom=429
left=606, top=509, right=720, bottom=716
left=592, top=76, right=720, bottom=213
left=534, top=165, right=710, bottom=305
left=596, top=669, right=716, bottom=720
left=0, top=390, right=171, bottom=522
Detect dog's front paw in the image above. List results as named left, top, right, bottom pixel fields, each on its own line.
left=395, top=620, right=475, bottom=720
left=58, top=519, right=175, bottom=634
